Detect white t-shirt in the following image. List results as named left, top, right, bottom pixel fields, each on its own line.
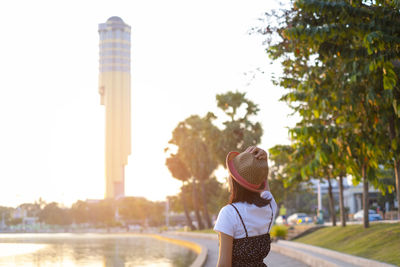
left=213, top=191, right=277, bottom=239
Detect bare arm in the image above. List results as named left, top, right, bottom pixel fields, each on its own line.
left=217, top=232, right=233, bottom=267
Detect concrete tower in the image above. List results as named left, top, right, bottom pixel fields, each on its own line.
left=98, top=17, right=131, bottom=199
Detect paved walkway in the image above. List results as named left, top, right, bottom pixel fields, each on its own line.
left=164, top=233, right=309, bottom=267
left=164, top=231, right=396, bottom=267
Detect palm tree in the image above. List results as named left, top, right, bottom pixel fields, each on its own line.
left=169, top=120, right=206, bottom=229
left=186, top=137, right=216, bottom=228
left=178, top=115, right=220, bottom=228
left=165, top=153, right=196, bottom=230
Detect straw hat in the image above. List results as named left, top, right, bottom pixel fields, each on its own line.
left=226, top=151, right=269, bottom=193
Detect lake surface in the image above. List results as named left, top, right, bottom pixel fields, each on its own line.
left=0, top=233, right=197, bottom=267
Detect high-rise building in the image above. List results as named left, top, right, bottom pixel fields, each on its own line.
left=98, top=17, right=131, bottom=199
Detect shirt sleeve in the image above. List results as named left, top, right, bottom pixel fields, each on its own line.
left=213, top=205, right=235, bottom=237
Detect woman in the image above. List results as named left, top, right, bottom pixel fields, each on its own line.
left=214, top=146, right=277, bottom=267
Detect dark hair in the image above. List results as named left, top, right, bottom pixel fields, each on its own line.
left=228, top=176, right=271, bottom=207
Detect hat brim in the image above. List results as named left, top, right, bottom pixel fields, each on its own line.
left=226, top=151, right=266, bottom=193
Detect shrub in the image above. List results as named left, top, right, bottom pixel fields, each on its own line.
left=270, top=225, right=288, bottom=240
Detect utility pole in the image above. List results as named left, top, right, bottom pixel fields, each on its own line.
left=317, top=180, right=324, bottom=224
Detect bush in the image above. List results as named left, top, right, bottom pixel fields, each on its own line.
left=270, top=225, right=288, bottom=240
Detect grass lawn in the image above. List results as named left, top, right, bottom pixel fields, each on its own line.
left=294, top=223, right=400, bottom=266
left=177, top=228, right=217, bottom=234
left=188, top=229, right=216, bottom=234
left=191, top=229, right=217, bottom=234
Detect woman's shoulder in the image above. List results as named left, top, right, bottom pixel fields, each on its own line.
left=219, top=203, right=237, bottom=215
left=214, top=204, right=240, bottom=236
left=217, top=203, right=246, bottom=220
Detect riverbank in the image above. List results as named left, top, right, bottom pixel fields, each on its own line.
left=294, top=223, right=400, bottom=266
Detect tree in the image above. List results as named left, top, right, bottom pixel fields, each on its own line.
left=169, top=119, right=205, bottom=229
left=39, top=202, right=71, bottom=225
left=204, top=177, right=230, bottom=215
left=169, top=115, right=219, bottom=228
left=182, top=115, right=219, bottom=228
left=88, top=199, right=115, bottom=227
left=71, top=200, right=89, bottom=224
left=0, top=206, right=14, bottom=226
left=165, top=153, right=195, bottom=230
left=268, top=144, right=304, bottom=201
left=147, top=201, right=166, bottom=227
left=268, top=145, right=317, bottom=215
left=118, top=197, right=149, bottom=224
left=262, top=0, right=400, bottom=227
left=167, top=91, right=264, bottom=228
left=168, top=177, right=229, bottom=225
left=293, top=0, right=400, bottom=223
left=213, top=91, right=263, bottom=166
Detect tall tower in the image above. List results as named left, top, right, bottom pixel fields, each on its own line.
left=98, top=17, right=131, bottom=199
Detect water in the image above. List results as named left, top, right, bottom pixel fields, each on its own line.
left=0, top=233, right=197, bottom=267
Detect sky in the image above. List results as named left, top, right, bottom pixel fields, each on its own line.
left=0, top=0, right=298, bottom=207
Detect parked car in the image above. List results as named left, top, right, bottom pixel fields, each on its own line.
left=287, top=213, right=313, bottom=225
left=353, top=209, right=382, bottom=221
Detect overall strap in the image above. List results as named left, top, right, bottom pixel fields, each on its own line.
left=267, top=203, right=274, bottom=233
left=229, top=204, right=248, bottom=238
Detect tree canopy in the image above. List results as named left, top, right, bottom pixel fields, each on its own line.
left=262, top=0, right=400, bottom=226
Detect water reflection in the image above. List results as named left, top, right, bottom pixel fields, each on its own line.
left=0, top=234, right=196, bottom=267
left=0, top=243, right=47, bottom=257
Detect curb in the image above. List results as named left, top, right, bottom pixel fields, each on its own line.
left=275, top=240, right=396, bottom=267
left=169, top=231, right=218, bottom=240
left=271, top=242, right=338, bottom=267
left=149, top=234, right=208, bottom=267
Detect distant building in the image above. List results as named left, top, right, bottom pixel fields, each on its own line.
left=310, top=178, right=388, bottom=214
left=343, top=183, right=381, bottom=214
left=12, top=206, right=39, bottom=228
left=12, top=207, right=27, bottom=219
left=98, top=17, right=131, bottom=199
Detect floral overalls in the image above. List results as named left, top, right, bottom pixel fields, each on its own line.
left=229, top=203, right=274, bottom=267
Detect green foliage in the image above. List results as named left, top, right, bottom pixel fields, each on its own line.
left=39, top=202, right=71, bottom=225
left=216, top=91, right=260, bottom=122
left=165, top=154, right=191, bottom=183
left=166, top=90, right=263, bottom=229
left=118, top=197, right=149, bottom=222
left=205, top=177, right=230, bottom=214
left=260, top=0, right=400, bottom=226
left=70, top=200, right=90, bottom=224
left=270, top=225, right=289, bottom=239
left=168, top=91, right=262, bottom=170
left=214, top=91, right=263, bottom=166
left=7, top=218, right=23, bottom=226
left=190, top=228, right=216, bottom=234
left=90, top=200, right=115, bottom=226
left=168, top=114, right=221, bottom=228
left=0, top=206, right=13, bottom=225
left=169, top=114, right=219, bottom=181
left=168, top=177, right=228, bottom=215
